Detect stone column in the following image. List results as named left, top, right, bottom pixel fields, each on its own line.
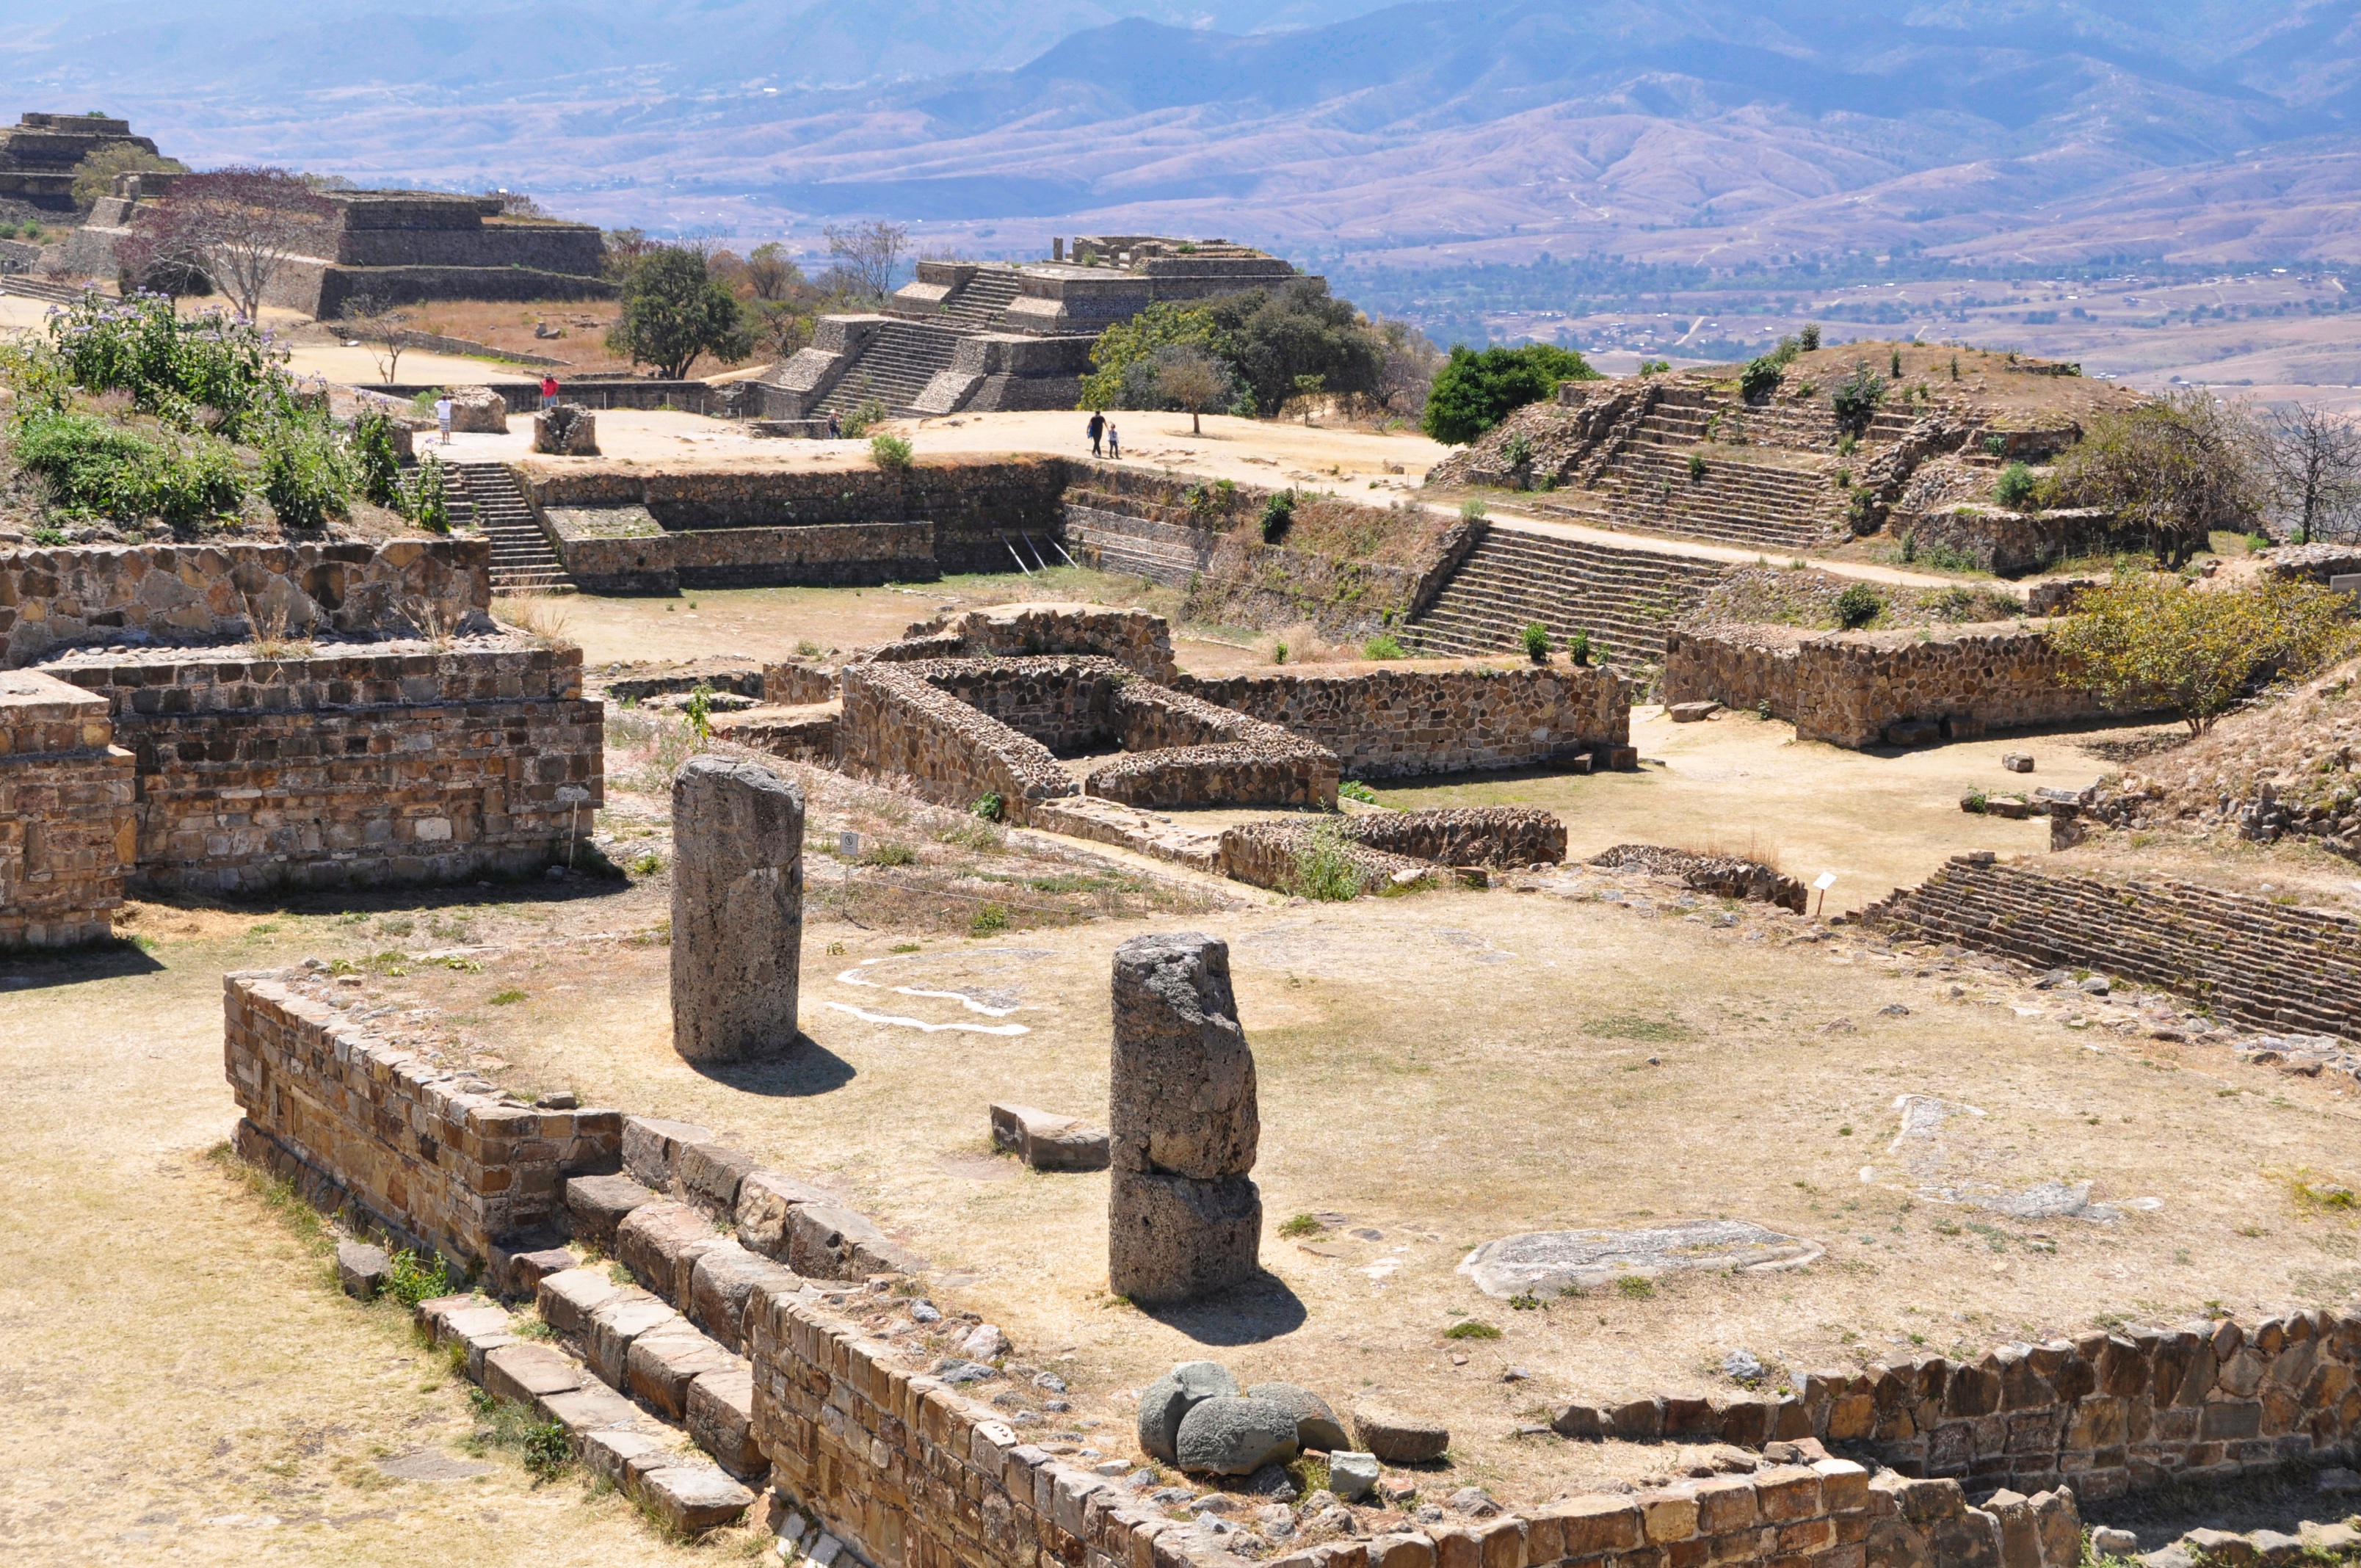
left=1107, top=932, right=1261, bottom=1304
left=670, top=757, right=805, bottom=1062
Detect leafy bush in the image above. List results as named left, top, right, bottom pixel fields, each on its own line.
left=385, top=1247, right=456, bottom=1308
left=1291, top=824, right=1368, bottom=901
left=1501, top=429, right=1535, bottom=473
left=841, top=398, right=891, bottom=439
left=870, top=432, right=914, bottom=473
left=11, top=408, right=243, bottom=527
left=1362, top=634, right=1406, bottom=660
left=1423, top=344, right=1599, bottom=444
left=2045, top=391, right=2262, bottom=562
left=403, top=452, right=449, bottom=532
left=257, top=415, right=355, bottom=531
left=971, top=793, right=1006, bottom=824
left=1995, top=462, right=2039, bottom=510
left=47, top=290, right=287, bottom=436
left=1798, top=323, right=1821, bottom=351
left=1830, top=363, right=1886, bottom=428
left=605, top=246, right=753, bottom=378
left=1259, top=488, right=1296, bottom=544
left=1459, top=497, right=1488, bottom=523
left=1739, top=356, right=1783, bottom=402
left=351, top=411, right=402, bottom=507
left=1338, top=779, right=1379, bottom=805
left=1520, top=621, right=1552, bottom=661
left=1639, top=358, right=1671, bottom=375
left=2048, top=570, right=2352, bottom=734
left=969, top=902, right=1012, bottom=937
left=1566, top=628, right=1592, bottom=666
left=1688, top=452, right=1708, bottom=482
left=1834, top=583, right=1882, bottom=628
left=1443, top=1319, right=1502, bottom=1340
left=1203, top=277, right=1386, bottom=421
left=1890, top=346, right=1904, bottom=378
left=1082, top=302, right=1227, bottom=410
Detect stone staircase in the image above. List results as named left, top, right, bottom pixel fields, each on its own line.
left=815, top=321, right=962, bottom=416
left=937, top=266, right=1023, bottom=330
left=1853, top=855, right=2361, bottom=1039
left=1, top=274, right=90, bottom=305
left=1406, top=525, right=1733, bottom=667
left=1601, top=446, right=1844, bottom=551
left=448, top=462, right=573, bottom=594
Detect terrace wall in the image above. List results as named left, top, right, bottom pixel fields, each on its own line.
left=1663, top=623, right=2119, bottom=749
left=0, top=669, right=135, bottom=949
left=1175, top=663, right=1629, bottom=779
left=0, top=539, right=490, bottom=669
left=225, top=972, right=622, bottom=1267
left=42, top=639, right=602, bottom=893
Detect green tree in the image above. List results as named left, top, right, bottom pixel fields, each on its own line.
left=1204, top=277, right=1385, bottom=418
left=2049, top=570, right=2351, bottom=734
left=2046, top=391, right=2262, bottom=562
left=1081, top=302, right=1224, bottom=410
left=68, top=143, right=186, bottom=209
left=1421, top=344, right=1599, bottom=445
left=606, top=247, right=753, bottom=379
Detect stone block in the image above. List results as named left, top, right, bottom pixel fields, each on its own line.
left=580, top=1427, right=670, bottom=1487
left=627, top=1324, right=742, bottom=1420
left=586, top=1293, right=680, bottom=1388
left=483, top=1342, right=584, bottom=1408
left=537, top=1266, right=625, bottom=1337
left=670, top=757, right=804, bottom=1063
left=1328, top=1451, right=1380, bottom=1502
left=620, top=1119, right=714, bottom=1192
left=1669, top=701, right=1719, bottom=722
left=634, top=1464, right=755, bottom=1533
left=686, top=1366, right=766, bottom=1479
left=566, top=1171, right=661, bottom=1247
left=686, top=1243, right=799, bottom=1351
left=1108, top=1167, right=1261, bottom=1307
left=616, top=1199, right=726, bottom=1305
left=336, top=1238, right=389, bottom=1300
left=785, top=1201, right=917, bottom=1281
left=2001, top=753, right=2034, bottom=773
left=446, top=385, right=509, bottom=434
left=990, top=1101, right=1111, bottom=1172
left=733, top=1169, right=838, bottom=1260
left=677, top=1141, right=761, bottom=1218
left=539, top=1382, right=645, bottom=1434
left=1351, top=1404, right=1450, bottom=1464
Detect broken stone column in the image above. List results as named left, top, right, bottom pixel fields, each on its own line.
left=1107, top=932, right=1261, bottom=1304
left=670, top=757, right=804, bottom=1062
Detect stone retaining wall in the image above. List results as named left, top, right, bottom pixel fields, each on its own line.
left=1174, top=663, right=1628, bottom=778
left=0, top=669, right=135, bottom=948
left=225, top=972, right=623, bottom=1267
left=838, top=660, right=1076, bottom=819
left=545, top=511, right=935, bottom=593
left=1895, top=507, right=2137, bottom=578
left=1346, top=805, right=1567, bottom=867
left=1590, top=844, right=1807, bottom=912
left=1852, top=855, right=2361, bottom=1039
left=1664, top=623, right=2119, bottom=749
left=885, top=603, right=1178, bottom=680
left=0, top=539, right=491, bottom=669
left=41, top=639, right=603, bottom=894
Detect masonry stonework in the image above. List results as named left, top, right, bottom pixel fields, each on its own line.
left=670, top=758, right=805, bottom=1064
left=0, top=669, right=136, bottom=948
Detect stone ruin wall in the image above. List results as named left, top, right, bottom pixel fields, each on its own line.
left=1663, top=624, right=2119, bottom=749
left=1174, top=664, right=1628, bottom=779
left=43, top=640, right=603, bottom=895
left=881, top=603, right=1179, bottom=681
left=0, top=669, right=136, bottom=948
left=0, top=538, right=492, bottom=669
left=226, top=973, right=624, bottom=1266
left=835, top=656, right=1338, bottom=821
left=1852, top=855, right=2361, bottom=1043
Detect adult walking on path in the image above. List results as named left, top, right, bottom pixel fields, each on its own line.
left=540, top=374, right=559, bottom=410
left=434, top=392, right=453, bottom=445
left=1087, top=410, right=1106, bottom=457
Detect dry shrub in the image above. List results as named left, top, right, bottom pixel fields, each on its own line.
left=492, top=592, right=576, bottom=648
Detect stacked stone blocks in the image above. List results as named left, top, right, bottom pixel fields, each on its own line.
left=225, top=973, right=622, bottom=1267
left=0, top=669, right=135, bottom=948
left=1854, top=857, right=2361, bottom=1039
left=670, top=758, right=805, bottom=1064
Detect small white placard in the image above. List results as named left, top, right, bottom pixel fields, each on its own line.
left=839, top=830, right=862, bottom=859
left=1813, top=871, right=1838, bottom=891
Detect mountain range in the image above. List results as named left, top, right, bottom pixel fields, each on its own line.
left=7, top=0, right=2361, bottom=267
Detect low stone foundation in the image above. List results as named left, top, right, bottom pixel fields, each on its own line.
left=0, top=669, right=135, bottom=948
left=40, top=638, right=603, bottom=894
left=1175, top=662, right=1628, bottom=778
left=1664, top=622, right=2122, bottom=749
left=879, top=602, right=1178, bottom=680
left=225, top=972, right=623, bottom=1268
left=1852, top=855, right=2361, bottom=1039
left=1591, top=844, right=1807, bottom=912
left=838, top=656, right=1337, bottom=822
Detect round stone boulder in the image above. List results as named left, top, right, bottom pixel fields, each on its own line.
left=1136, top=1360, right=1238, bottom=1462
left=1175, top=1395, right=1299, bottom=1477
left=1351, top=1404, right=1449, bottom=1464
left=1247, top=1382, right=1351, bottom=1453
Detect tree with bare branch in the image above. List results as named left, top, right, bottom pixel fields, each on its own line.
left=824, top=219, right=909, bottom=302
left=337, top=292, right=414, bottom=383
left=2260, top=402, right=2361, bottom=543
left=1152, top=346, right=1233, bottom=435
left=122, top=167, right=333, bottom=321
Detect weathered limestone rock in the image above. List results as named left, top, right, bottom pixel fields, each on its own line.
left=686, top=1244, right=800, bottom=1351
left=532, top=402, right=598, bottom=455
left=1137, top=1360, right=1239, bottom=1461
left=1247, top=1382, right=1351, bottom=1451
left=686, top=1366, right=766, bottom=1480
left=1352, top=1404, right=1451, bottom=1464
left=447, top=385, right=509, bottom=434
left=616, top=1199, right=727, bottom=1304
left=1175, top=1395, right=1299, bottom=1476
left=1107, top=932, right=1262, bottom=1305
left=620, top=1118, right=711, bottom=1191
left=733, top=1170, right=837, bottom=1260
left=670, top=758, right=805, bottom=1063
left=336, top=1239, right=389, bottom=1300
left=990, top=1101, right=1111, bottom=1171
left=1328, top=1451, right=1380, bottom=1501
left=637, top=1464, right=755, bottom=1533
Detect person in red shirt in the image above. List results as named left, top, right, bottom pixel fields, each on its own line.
left=540, top=374, right=559, bottom=410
